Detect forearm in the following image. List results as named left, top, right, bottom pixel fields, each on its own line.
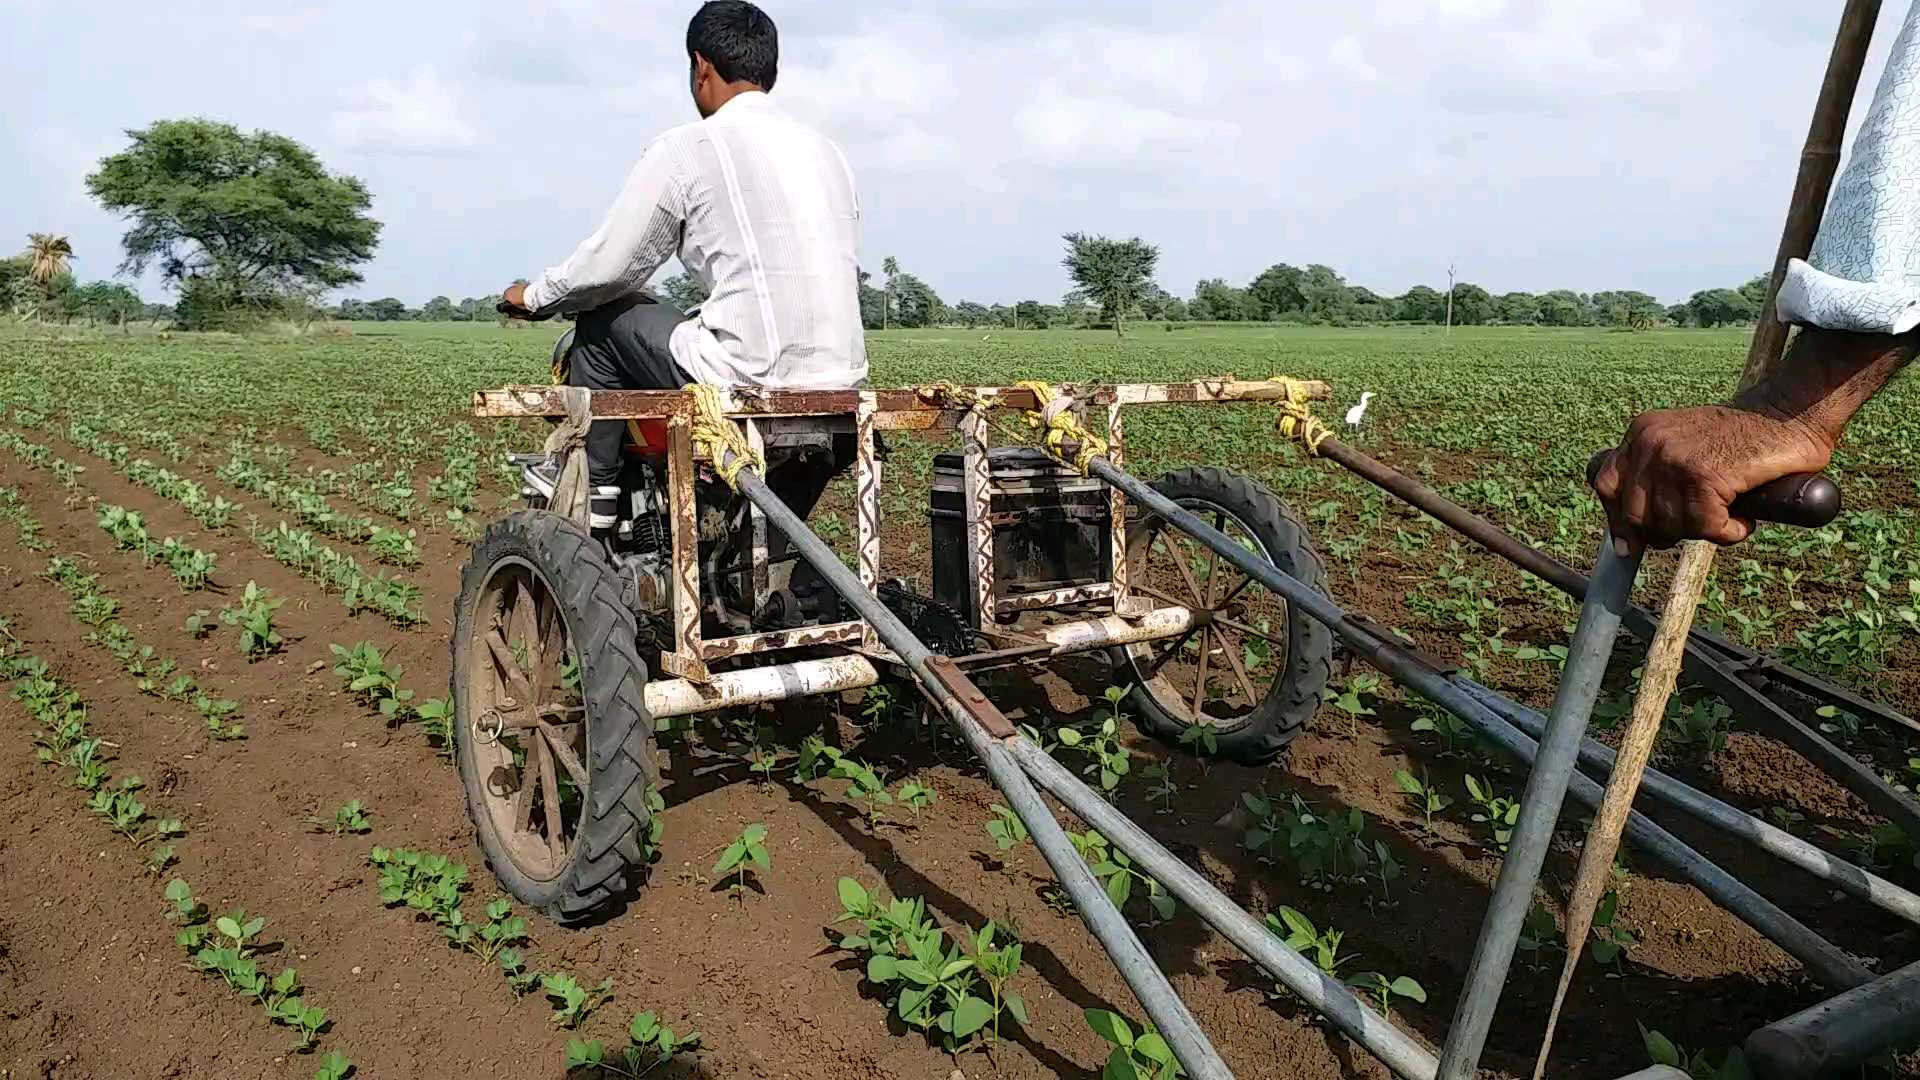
left=1737, top=329, right=1917, bottom=446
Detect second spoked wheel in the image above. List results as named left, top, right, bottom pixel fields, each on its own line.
left=452, top=511, right=660, bottom=924
left=1114, top=467, right=1333, bottom=765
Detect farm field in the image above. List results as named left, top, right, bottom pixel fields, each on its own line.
left=1, top=321, right=1918, bottom=1080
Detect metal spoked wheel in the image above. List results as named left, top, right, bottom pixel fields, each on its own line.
left=1116, top=467, right=1333, bottom=765
left=453, top=510, right=659, bottom=924
left=463, top=556, right=586, bottom=880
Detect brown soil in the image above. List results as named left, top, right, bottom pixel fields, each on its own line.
left=1, top=428, right=1917, bottom=1080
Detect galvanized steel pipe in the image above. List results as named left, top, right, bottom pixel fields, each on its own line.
left=1458, top=680, right=1920, bottom=928
left=730, top=467, right=1232, bottom=1080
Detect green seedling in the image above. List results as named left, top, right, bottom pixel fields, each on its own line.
left=194, top=693, right=245, bottom=740
left=312, top=1051, right=354, bottom=1080
left=1069, top=829, right=1175, bottom=924
left=1410, top=702, right=1478, bottom=758
left=1266, top=906, right=1346, bottom=976
left=1642, top=1025, right=1752, bottom=1080
left=1142, top=761, right=1179, bottom=814
left=895, top=779, right=936, bottom=822
left=465, top=898, right=530, bottom=963
left=1240, top=789, right=1285, bottom=863
left=1393, top=769, right=1453, bottom=833
left=566, top=1011, right=702, bottom=1077
left=1516, top=903, right=1563, bottom=972
left=184, top=610, right=215, bottom=639
left=414, top=695, right=453, bottom=753
left=499, top=947, right=542, bottom=996
left=712, top=822, right=770, bottom=897
left=312, top=800, right=371, bottom=836
left=830, top=878, right=1009, bottom=1051
left=1084, top=1009, right=1185, bottom=1080
left=542, top=972, right=614, bottom=1029
left=216, top=908, right=267, bottom=956
left=1178, top=720, right=1219, bottom=762
left=1589, top=888, right=1639, bottom=975
left=1349, top=970, right=1428, bottom=1018
left=221, top=581, right=286, bottom=659
left=147, top=844, right=178, bottom=876
left=1058, top=690, right=1132, bottom=798
left=1464, top=774, right=1520, bottom=850
left=829, top=754, right=892, bottom=828
left=970, top=920, right=1028, bottom=1043
left=1324, top=673, right=1381, bottom=736
left=330, top=641, right=415, bottom=720
left=267, top=996, right=329, bottom=1050
left=984, top=804, right=1029, bottom=854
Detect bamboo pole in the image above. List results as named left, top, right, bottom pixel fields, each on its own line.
left=1535, top=4, right=1882, bottom=1074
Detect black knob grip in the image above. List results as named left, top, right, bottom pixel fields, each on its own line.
left=1587, top=451, right=1841, bottom=529
left=1729, top=472, right=1841, bottom=527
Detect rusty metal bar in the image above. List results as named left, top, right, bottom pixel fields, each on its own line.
left=472, top=379, right=1333, bottom=422
left=644, top=655, right=881, bottom=719
left=960, top=409, right=996, bottom=627
left=994, top=581, right=1117, bottom=614
left=697, top=620, right=867, bottom=660
left=662, top=417, right=708, bottom=682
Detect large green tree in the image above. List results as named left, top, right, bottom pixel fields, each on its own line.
left=1190, top=278, right=1247, bottom=322
left=1061, top=233, right=1159, bottom=337
left=1686, top=288, right=1756, bottom=328
left=86, top=119, right=380, bottom=327
left=1589, top=290, right=1663, bottom=328
left=891, top=273, right=945, bottom=328
left=1537, top=289, right=1592, bottom=327
left=1247, top=263, right=1306, bottom=320
left=1497, top=292, right=1540, bottom=325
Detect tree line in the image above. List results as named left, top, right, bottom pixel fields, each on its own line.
left=17, top=117, right=1777, bottom=335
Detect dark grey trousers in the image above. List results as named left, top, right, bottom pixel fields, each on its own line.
left=563, top=295, right=692, bottom=489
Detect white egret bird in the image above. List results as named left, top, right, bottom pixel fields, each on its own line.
left=1344, top=391, right=1376, bottom=428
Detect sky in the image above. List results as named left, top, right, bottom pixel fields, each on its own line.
left=2, top=0, right=1911, bottom=308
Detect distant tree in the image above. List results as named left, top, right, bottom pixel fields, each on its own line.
left=1299, top=264, right=1356, bottom=324
left=952, top=300, right=991, bottom=328
left=1589, top=290, right=1663, bottom=328
left=75, top=280, right=143, bottom=329
left=1060, top=233, right=1159, bottom=338
left=1394, top=285, right=1446, bottom=323
left=1450, top=283, right=1494, bottom=325
left=855, top=268, right=886, bottom=330
left=24, top=233, right=75, bottom=292
left=1497, top=292, right=1541, bottom=325
left=451, top=297, right=488, bottom=322
left=1537, top=289, right=1592, bottom=327
left=880, top=256, right=899, bottom=329
left=1014, top=299, right=1050, bottom=329
left=891, top=273, right=944, bottom=328
left=1248, top=263, right=1307, bottom=320
left=1162, top=297, right=1188, bottom=322
left=1665, top=302, right=1692, bottom=327
left=1135, top=283, right=1172, bottom=321
left=1687, top=288, right=1756, bottom=328
left=1190, top=278, right=1246, bottom=322
left=365, top=297, right=409, bottom=322
left=419, top=295, right=455, bottom=321
left=86, top=119, right=380, bottom=329
left=659, top=271, right=710, bottom=311
left=986, top=303, right=1013, bottom=328
left=1738, top=273, right=1772, bottom=309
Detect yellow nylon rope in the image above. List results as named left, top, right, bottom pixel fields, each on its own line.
left=1014, top=379, right=1108, bottom=475
left=1267, top=375, right=1331, bottom=456
left=684, top=384, right=763, bottom=490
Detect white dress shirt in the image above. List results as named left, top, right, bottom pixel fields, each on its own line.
left=524, top=91, right=868, bottom=389
left=1778, top=1, right=1920, bottom=334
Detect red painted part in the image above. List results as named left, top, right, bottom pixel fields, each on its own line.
left=624, top=419, right=670, bottom=458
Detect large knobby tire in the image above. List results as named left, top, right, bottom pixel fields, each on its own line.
left=1112, top=467, right=1334, bottom=765
left=452, top=510, right=660, bottom=925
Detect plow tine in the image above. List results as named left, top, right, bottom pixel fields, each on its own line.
left=726, top=463, right=1233, bottom=1080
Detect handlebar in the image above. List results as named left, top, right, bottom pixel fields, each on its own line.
left=1586, top=451, right=1841, bottom=530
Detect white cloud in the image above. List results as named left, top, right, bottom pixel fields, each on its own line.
left=1329, top=35, right=1380, bottom=82
left=330, top=67, right=487, bottom=156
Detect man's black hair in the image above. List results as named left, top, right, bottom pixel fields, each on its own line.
left=687, top=1, right=778, bottom=90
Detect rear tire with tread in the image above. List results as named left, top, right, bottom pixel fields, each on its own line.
left=452, top=510, right=660, bottom=925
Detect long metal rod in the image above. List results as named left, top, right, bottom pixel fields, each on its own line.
left=1082, top=453, right=1869, bottom=987
left=729, top=466, right=1231, bottom=1080
left=1436, top=540, right=1641, bottom=1080
left=1007, top=737, right=1440, bottom=1080
left=1458, top=680, right=1920, bottom=928
left=1745, top=958, right=1920, bottom=1079
left=1318, top=434, right=1920, bottom=831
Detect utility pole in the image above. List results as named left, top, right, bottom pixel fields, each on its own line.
left=1445, top=263, right=1456, bottom=335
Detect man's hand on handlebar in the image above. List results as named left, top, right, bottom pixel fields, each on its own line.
left=498, top=282, right=536, bottom=319
left=1589, top=402, right=1834, bottom=558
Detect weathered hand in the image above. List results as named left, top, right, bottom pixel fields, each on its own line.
left=1590, top=403, right=1834, bottom=556
left=499, top=282, right=531, bottom=314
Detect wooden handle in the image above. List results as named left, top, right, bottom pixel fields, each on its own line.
left=1587, top=452, right=1841, bottom=529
